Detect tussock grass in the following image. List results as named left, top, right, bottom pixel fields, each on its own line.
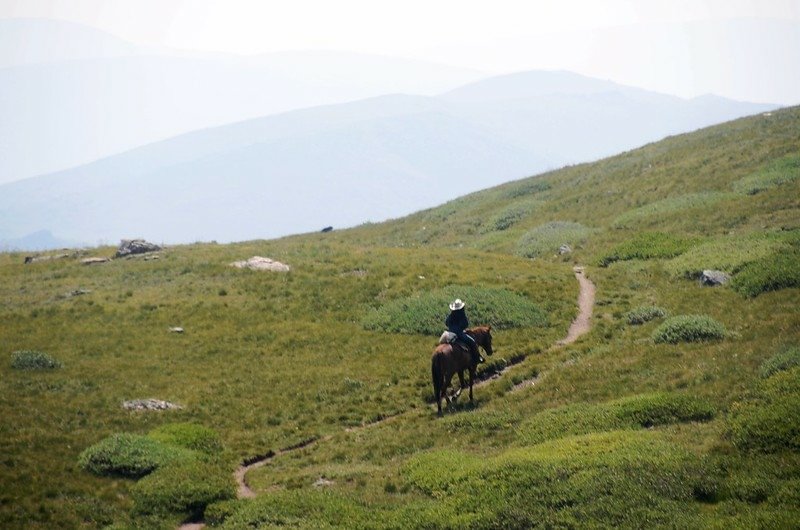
left=626, top=305, right=666, bottom=325
left=760, top=346, right=800, bottom=379
left=148, top=423, right=223, bottom=455
left=517, top=221, right=592, bottom=258
left=362, top=284, right=546, bottom=334
left=131, top=461, right=235, bottom=516
left=613, top=192, right=736, bottom=227
left=516, top=392, right=713, bottom=445
left=10, top=350, right=62, bottom=370
left=78, top=433, right=198, bottom=478
left=600, top=232, right=699, bottom=266
left=652, top=314, right=726, bottom=343
left=480, top=200, right=540, bottom=233
left=733, top=154, right=800, bottom=195
left=731, top=247, right=800, bottom=297
left=666, top=232, right=789, bottom=278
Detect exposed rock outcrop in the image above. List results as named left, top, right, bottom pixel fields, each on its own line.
left=700, top=270, right=730, bottom=286
left=122, top=399, right=182, bottom=411
left=230, top=256, right=290, bottom=272
left=116, top=239, right=161, bottom=258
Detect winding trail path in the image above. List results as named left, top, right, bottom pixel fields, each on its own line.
left=179, top=265, right=596, bottom=529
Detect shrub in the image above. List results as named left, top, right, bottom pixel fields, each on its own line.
left=600, top=232, right=698, bottom=266
left=760, top=347, right=800, bottom=379
left=665, top=232, right=788, bottom=278
left=503, top=178, right=551, bottom=199
left=728, top=367, right=800, bottom=453
left=148, top=423, right=223, bottom=455
left=131, top=461, right=235, bottom=516
left=517, top=392, right=714, bottom=445
left=77, top=433, right=197, bottom=478
left=362, top=285, right=546, bottom=335
left=10, top=350, right=62, bottom=370
left=733, top=154, right=800, bottom=195
left=731, top=248, right=800, bottom=297
left=613, top=192, right=735, bottom=227
left=652, top=315, right=726, bottom=344
left=517, top=221, right=592, bottom=258
left=480, top=201, right=539, bottom=233
left=627, top=305, right=666, bottom=325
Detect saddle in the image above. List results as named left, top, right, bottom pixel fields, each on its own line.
left=439, top=331, right=457, bottom=344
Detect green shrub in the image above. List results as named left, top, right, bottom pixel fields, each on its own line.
left=652, top=315, right=726, bottom=344
left=733, top=154, right=800, bottom=195
left=517, top=221, right=592, bottom=258
left=131, top=461, right=235, bottom=516
left=517, top=392, right=714, bottom=445
left=627, top=305, right=666, bottom=325
left=728, top=367, right=800, bottom=453
left=665, top=232, right=788, bottom=278
left=10, top=350, right=62, bottom=370
left=760, top=347, right=800, bottom=378
left=600, top=232, right=699, bottom=266
left=613, top=192, right=736, bottom=227
left=480, top=201, right=539, bottom=233
left=77, top=433, right=197, bottom=478
left=148, top=423, right=223, bottom=455
left=503, top=178, right=551, bottom=199
left=362, top=285, right=546, bottom=335
left=731, top=248, right=800, bottom=297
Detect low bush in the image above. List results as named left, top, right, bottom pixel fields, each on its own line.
left=517, top=221, right=592, bottom=258
left=733, top=154, right=800, bottom=195
left=503, top=178, right=551, bottom=199
left=731, top=248, right=800, bottom=297
left=131, top=461, right=235, bottom=516
left=728, top=367, right=800, bottom=453
left=77, top=433, right=197, bottom=478
left=148, top=423, right=223, bottom=455
left=665, top=232, right=789, bottom=279
left=760, top=347, right=800, bottom=379
left=613, top=192, right=735, bottom=227
left=517, top=392, right=714, bottom=445
left=626, top=305, right=666, bottom=325
left=480, top=201, right=539, bottom=233
left=362, top=285, right=546, bottom=335
left=600, top=232, right=698, bottom=266
left=10, top=350, right=62, bottom=370
left=652, top=315, right=726, bottom=344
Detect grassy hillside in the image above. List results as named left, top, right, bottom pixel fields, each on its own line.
left=1, top=107, right=798, bottom=528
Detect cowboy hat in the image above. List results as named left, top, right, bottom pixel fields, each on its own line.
left=449, top=298, right=465, bottom=311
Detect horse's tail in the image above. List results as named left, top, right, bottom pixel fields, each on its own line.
left=431, top=352, right=443, bottom=404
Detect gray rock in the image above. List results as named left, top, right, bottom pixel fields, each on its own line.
left=116, top=239, right=161, bottom=258
left=700, top=270, right=730, bottom=286
left=231, top=256, right=290, bottom=272
left=122, top=399, right=182, bottom=411
left=81, top=257, right=109, bottom=265
left=558, top=244, right=572, bottom=255
left=168, top=327, right=184, bottom=333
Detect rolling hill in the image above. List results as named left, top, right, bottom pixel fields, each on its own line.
left=0, top=106, right=798, bottom=528
left=0, top=70, right=776, bottom=248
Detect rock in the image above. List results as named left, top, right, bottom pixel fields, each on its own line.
left=81, top=257, right=109, bottom=265
left=230, top=256, right=290, bottom=272
left=321, top=226, right=333, bottom=233
left=558, top=244, right=572, bottom=255
left=122, top=399, right=182, bottom=411
left=700, top=270, right=730, bottom=286
left=116, top=239, right=161, bottom=258
left=312, top=477, right=334, bottom=488
left=168, top=327, right=184, bottom=333
left=64, top=289, right=91, bottom=298
left=23, top=253, right=71, bottom=264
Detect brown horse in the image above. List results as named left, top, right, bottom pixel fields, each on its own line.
left=431, top=326, right=494, bottom=415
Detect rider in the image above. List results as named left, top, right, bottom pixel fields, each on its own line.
left=446, top=298, right=484, bottom=365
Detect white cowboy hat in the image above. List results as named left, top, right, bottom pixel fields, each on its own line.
left=449, top=298, right=465, bottom=311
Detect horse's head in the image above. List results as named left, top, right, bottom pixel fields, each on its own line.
left=469, top=325, right=494, bottom=356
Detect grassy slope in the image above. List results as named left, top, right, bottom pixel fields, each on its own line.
left=0, top=107, right=798, bottom=528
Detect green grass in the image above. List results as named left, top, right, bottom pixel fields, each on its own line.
left=600, top=232, right=699, bottom=266
left=480, top=200, right=540, bottom=233
left=626, top=305, right=666, bottom=325
left=1, top=106, right=799, bottom=528
left=516, top=221, right=592, bottom=258
left=733, top=153, right=800, bottom=195
left=652, top=315, right=727, bottom=344
left=362, top=284, right=547, bottom=335
left=760, top=346, right=800, bottom=379
left=78, top=433, right=198, bottom=478
left=731, top=247, right=800, bottom=297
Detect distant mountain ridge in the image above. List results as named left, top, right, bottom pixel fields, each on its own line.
left=0, top=69, right=777, bottom=250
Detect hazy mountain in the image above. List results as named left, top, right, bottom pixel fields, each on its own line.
left=0, top=230, right=85, bottom=252
left=0, top=70, right=777, bottom=249
left=0, top=18, right=483, bottom=183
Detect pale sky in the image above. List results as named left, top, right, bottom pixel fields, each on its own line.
left=2, top=0, right=799, bottom=103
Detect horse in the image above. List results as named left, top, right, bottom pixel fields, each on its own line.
left=431, top=325, right=494, bottom=415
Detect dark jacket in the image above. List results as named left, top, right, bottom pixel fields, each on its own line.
left=446, top=308, right=469, bottom=334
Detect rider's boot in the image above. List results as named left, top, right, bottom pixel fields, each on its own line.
left=471, top=344, right=485, bottom=365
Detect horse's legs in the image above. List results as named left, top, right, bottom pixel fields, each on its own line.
left=468, top=367, right=475, bottom=403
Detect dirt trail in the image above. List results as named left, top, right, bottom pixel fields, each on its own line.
left=512, top=265, right=596, bottom=391
left=179, top=265, right=596, bottom=529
